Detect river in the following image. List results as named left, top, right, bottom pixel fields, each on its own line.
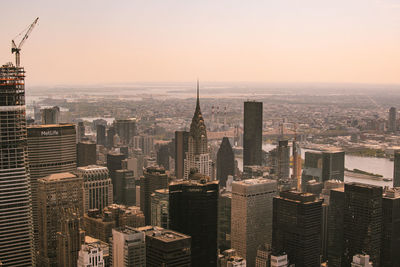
left=236, top=143, right=394, bottom=188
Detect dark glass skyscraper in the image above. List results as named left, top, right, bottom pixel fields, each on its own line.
left=388, top=107, right=397, bottom=133
left=0, top=63, right=34, bottom=266
left=393, top=151, right=400, bottom=187
left=327, top=188, right=345, bottom=267
left=343, top=183, right=382, bottom=267
left=96, top=124, right=106, bottom=146
left=216, top=137, right=235, bottom=187
left=169, top=178, right=219, bottom=267
left=272, top=191, right=322, bottom=267
left=243, top=101, right=262, bottom=166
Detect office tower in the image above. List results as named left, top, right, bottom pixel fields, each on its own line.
left=77, top=141, right=97, bottom=167
left=388, top=107, right=397, bottom=132
left=304, top=179, right=323, bottom=195
left=255, top=244, right=271, bottom=267
left=76, top=165, right=113, bottom=213
left=111, top=226, right=146, bottom=267
left=327, top=188, right=345, bottom=267
left=106, top=152, right=127, bottom=200
left=133, top=135, right=155, bottom=156
left=77, top=236, right=109, bottom=267
left=276, top=140, right=290, bottom=179
left=272, top=191, right=322, bottom=267
left=96, top=124, right=106, bottom=146
left=217, top=137, right=235, bottom=187
left=243, top=101, right=263, bottom=166
left=27, top=124, right=76, bottom=249
left=393, top=151, right=400, bottom=187
left=322, top=150, right=345, bottom=182
left=175, top=131, right=189, bottom=179
left=114, top=169, right=136, bottom=205
left=104, top=204, right=145, bottom=229
left=0, top=62, right=34, bottom=266
left=115, top=118, right=137, bottom=145
left=34, top=103, right=41, bottom=122
left=56, top=209, right=85, bottom=267
left=381, top=188, right=400, bottom=266
left=292, top=138, right=302, bottom=191
left=156, top=142, right=173, bottom=170
left=343, top=183, right=382, bottom=267
left=218, top=189, right=232, bottom=252
left=183, top=82, right=212, bottom=179
left=77, top=121, right=85, bottom=142
left=41, top=106, right=60, bottom=124
left=169, top=177, right=219, bottom=267
left=140, top=167, right=168, bottom=224
left=37, top=172, right=84, bottom=267
left=106, top=126, right=115, bottom=148
left=351, top=254, right=373, bottom=267
left=231, top=178, right=278, bottom=267
left=218, top=249, right=246, bottom=267
left=301, top=150, right=344, bottom=191
left=136, top=226, right=191, bottom=267
left=151, top=189, right=169, bottom=229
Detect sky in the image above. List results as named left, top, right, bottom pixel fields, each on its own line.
left=1, top=0, right=400, bottom=86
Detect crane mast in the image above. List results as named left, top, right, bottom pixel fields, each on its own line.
left=11, top=17, right=39, bottom=67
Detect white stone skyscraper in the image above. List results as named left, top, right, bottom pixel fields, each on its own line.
left=184, top=81, right=212, bottom=179
left=0, top=63, right=34, bottom=266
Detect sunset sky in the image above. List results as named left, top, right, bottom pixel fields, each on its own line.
left=1, top=0, right=400, bottom=86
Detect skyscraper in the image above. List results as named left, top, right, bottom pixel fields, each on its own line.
left=243, top=101, right=263, bottom=166
left=111, top=226, right=146, bottom=267
left=0, top=62, right=34, bottom=266
left=183, top=81, right=212, bottom=179
left=381, top=188, right=400, bottom=267
left=137, top=226, right=192, bottom=267
left=77, top=141, right=96, bottom=167
left=114, top=118, right=137, bottom=145
left=106, top=126, right=115, bottom=148
left=76, top=165, right=113, bottom=213
left=77, top=121, right=85, bottom=142
left=106, top=152, right=127, bottom=200
left=140, top=167, right=168, bottom=224
left=217, top=137, right=235, bottom=187
left=343, top=183, right=382, bottom=267
left=231, top=178, right=278, bottom=267
left=218, top=189, right=232, bottom=252
left=393, top=151, right=400, bottom=187
left=169, top=177, right=219, bottom=267
left=327, top=188, right=345, bottom=267
left=27, top=124, right=77, bottom=247
left=276, top=140, right=290, bottom=179
left=272, top=191, right=322, bottom=267
left=388, top=107, right=397, bottom=133
left=37, top=172, right=84, bottom=267
left=96, top=124, right=106, bottom=146
left=56, top=209, right=85, bottom=267
left=175, top=130, right=189, bottom=179
left=114, top=169, right=136, bottom=206
left=151, top=189, right=170, bottom=229
left=41, top=106, right=60, bottom=124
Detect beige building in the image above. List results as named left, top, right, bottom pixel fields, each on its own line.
left=76, top=165, right=113, bottom=213
left=111, top=226, right=146, bottom=267
left=231, top=178, right=278, bottom=267
left=37, top=172, right=84, bottom=267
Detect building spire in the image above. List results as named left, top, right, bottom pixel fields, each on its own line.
left=196, top=79, right=200, bottom=106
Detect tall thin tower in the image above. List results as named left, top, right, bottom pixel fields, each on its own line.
left=0, top=63, right=34, bottom=266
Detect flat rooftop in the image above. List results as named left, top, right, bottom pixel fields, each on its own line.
left=40, top=172, right=78, bottom=182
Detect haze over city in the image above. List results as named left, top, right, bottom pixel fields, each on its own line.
left=1, top=0, right=400, bottom=86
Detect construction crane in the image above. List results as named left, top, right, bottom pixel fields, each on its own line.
left=11, top=17, right=39, bottom=67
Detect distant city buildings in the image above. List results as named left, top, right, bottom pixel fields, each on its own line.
left=41, top=106, right=60, bottom=124
left=393, top=150, right=400, bottom=187
left=388, top=107, right=397, bottom=133
left=114, top=118, right=137, bottom=145
left=243, top=101, right=263, bottom=166
left=175, top=130, right=189, bottom=179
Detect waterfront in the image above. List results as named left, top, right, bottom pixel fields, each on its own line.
left=236, top=143, right=394, bottom=188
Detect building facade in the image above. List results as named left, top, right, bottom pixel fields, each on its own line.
left=175, top=130, right=189, bottom=179
left=169, top=178, right=219, bottom=267
left=41, top=106, right=60, bottom=124
left=388, top=107, right=397, bottom=133
left=231, top=178, right=278, bottom=267
left=76, top=165, right=113, bottom=213
left=217, top=137, right=235, bottom=187
left=243, top=101, right=263, bottom=166
left=111, top=227, right=146, bottom=267
left=0, top=63, right=34, bottom=266
left=151, top=189, right=170, bottom=229
left=37, top=172, right=84, bottom=267
left=77, top=141, right=97, bottom=167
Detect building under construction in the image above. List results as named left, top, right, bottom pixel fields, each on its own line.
left=0, top=63, right=34, bottom=266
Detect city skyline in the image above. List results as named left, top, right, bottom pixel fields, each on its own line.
left=1, top=0, right=400, bottom=86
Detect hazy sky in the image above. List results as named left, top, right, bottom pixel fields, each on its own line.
left=1, top=0, right=400, bottom=86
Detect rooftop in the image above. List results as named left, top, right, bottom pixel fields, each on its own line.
left=39, top=172, right=79, bottom=182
